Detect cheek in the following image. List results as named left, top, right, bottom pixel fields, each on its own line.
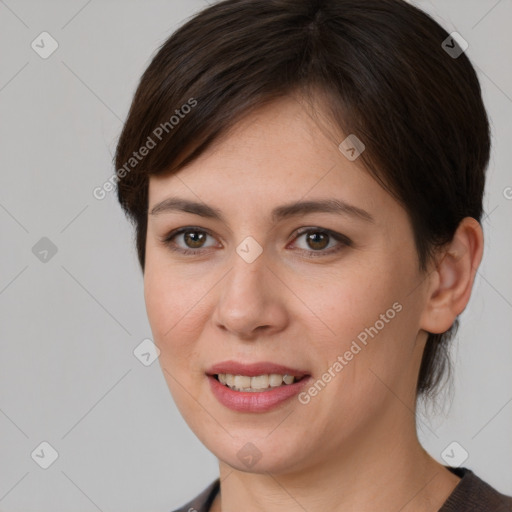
left=296, top=278, right=417, bottom=442
left=143, top=263, right=204, bottom=368
left=305, top=253, right=420, bottom=381
left=144, top=265, right=210, bottom=416
left=301, top=260, right=405, bottom=340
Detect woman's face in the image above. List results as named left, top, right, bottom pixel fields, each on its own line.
left=144, top=95, right=433, bottom=474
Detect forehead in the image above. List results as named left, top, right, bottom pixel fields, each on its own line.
left=147, top=95, right=403, bottom=225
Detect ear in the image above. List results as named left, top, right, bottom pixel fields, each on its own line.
left=419, top=217, right=484, bottom=334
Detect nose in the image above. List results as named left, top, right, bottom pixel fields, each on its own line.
left=212, top=253, right=289, bottom=340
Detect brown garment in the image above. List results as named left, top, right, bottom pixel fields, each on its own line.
left=171, top=467, right=512, bottom=511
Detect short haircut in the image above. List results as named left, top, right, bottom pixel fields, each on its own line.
left=115, top=0, right=491, bottom=398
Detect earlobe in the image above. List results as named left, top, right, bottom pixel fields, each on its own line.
left=420, top=217, right=484, bottom=334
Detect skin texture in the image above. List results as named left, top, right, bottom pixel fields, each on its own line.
left=144, top=94, right=483, bottom=511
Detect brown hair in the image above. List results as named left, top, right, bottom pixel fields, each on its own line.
left=114, top=0, right=491, bottom=398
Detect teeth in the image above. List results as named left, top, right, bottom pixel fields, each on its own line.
left=269, top=374, right=283, bottom=387
left=234, top=375, right=251, bottom=389
left=217, top=373, right=298, bottom=392
left=250, top=375, right=269, bottom=389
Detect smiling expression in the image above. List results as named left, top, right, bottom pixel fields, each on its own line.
left=143, top=93, right=433, bottom=474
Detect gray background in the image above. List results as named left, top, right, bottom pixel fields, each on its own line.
left=0, top=1, right=511, bottom=511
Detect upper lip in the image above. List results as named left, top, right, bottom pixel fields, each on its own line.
left=206, top=361, right=309, bottom=379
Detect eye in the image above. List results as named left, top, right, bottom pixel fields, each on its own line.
left=162, top=227, right=218, bottom=255
left=290, top=227, right=352, bottom=258
left=161, top=226, right=352, bottom=257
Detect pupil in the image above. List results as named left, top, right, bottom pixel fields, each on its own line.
left=185, top=231, right=205, bottom=248
left=308, top=232, right=328, bottom=250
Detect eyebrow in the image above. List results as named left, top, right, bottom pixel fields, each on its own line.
left=149, top=197, right=374, bottom=224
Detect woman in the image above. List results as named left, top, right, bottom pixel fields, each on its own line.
left=114, top=0, right=512, bottom=510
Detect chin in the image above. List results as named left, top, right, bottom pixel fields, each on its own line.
left=194, top=428, right=311, bottom=475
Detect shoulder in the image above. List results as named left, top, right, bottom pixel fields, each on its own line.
left=170, top=470, right=512, bottom=512
left=170, top=479, right=220, bottom=512
left=440, top=467, right=512, bottom=512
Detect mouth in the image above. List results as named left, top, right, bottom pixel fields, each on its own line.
left=205, top=361, right=311, bottom=412
left=206, top=360, right=309, bottom=391
left=212, top=372, right=308, bottom=392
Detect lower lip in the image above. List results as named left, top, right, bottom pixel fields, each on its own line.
left=207, top=375, right=311, bottom=413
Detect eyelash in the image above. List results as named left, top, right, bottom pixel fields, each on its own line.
left=161, top=226, right=352, bottom=258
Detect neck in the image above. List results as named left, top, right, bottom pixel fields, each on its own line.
left=212, top=407, right=460, bottom=512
